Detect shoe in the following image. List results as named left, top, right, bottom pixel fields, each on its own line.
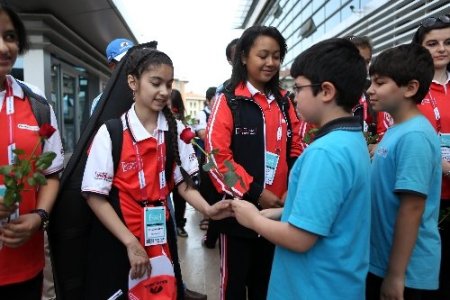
left=184, top=288, right=207, bottom=300
left=202, top=235, right=215, bottom=249
left=176, top=227, right=188, bottom=237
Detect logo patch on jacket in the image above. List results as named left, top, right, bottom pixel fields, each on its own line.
left=121, top=161, right=137, bottom=172
left=235, top=127, right=257, bottom=136
left=18, top=124, right=39, bottom=131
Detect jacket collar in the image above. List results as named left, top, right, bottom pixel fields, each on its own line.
left=314, top=116, right=362, bottom=140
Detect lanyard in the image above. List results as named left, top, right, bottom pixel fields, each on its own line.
left=428, top=91, right=441, bottom=133
left=4, top=78, right=15, bottom=165
left=125, top=112, right=167, bottom=202
left=275, top=111, right=283, bottom=155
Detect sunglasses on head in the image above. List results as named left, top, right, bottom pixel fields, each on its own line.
left=420, top=15, right=450, bottom=28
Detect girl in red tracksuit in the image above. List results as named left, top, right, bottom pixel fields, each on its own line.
left=81, top=47, right=232, bottom=300
left=412, top=15, right=450, bottom=299
left=206, top=25, right=301, bottom=300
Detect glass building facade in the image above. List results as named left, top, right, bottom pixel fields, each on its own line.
left=241, top=0, right=450, bottom=77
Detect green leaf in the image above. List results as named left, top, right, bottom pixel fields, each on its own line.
left=4, top=176, right=16, bottom=187
left=0, top=165, right=13, bottom=175
left=33, top=172, right=47, bottom=185
left=14, top=168, right=24, bottom=179
left=4, top=188, right=21, bottom=207
left=238, top=177, right=246, bottom=190
left=223, top=170, right=238, bottom=188
left=12, top=148, right=25, bottom=155
left=224, top=160, right=235, bottom=172
left=202, top=161, right=215, bottom=172
left=27, top=177, right=36, bottom=186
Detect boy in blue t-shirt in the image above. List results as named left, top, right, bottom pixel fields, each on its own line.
left=366, top=44, right=441, bottom=299
left=231, top=38, right=371, bottom=299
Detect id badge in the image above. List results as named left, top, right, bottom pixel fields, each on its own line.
left=440, top=134, right=450, bottom=161
left=265, top=151, right=280, bottom=185
left=144, top=206, right=167, bottom=246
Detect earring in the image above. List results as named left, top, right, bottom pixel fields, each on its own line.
left=132, top=90, right=136, bottom=101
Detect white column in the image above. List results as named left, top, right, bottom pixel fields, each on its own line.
left=23, top=48, right=46, bottom=93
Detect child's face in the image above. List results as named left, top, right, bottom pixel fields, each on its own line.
left=421, top=27, right=450, bottom=71
left=242, top=35, right=281, bottom=91
left=293, top=76, right=322, bottom=124
left=367, top=75, right=405, bottom=113
left=131, top=64, right=174, bottom=113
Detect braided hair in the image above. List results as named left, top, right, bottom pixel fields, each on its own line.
left=125, top=46, right=194, bottom=188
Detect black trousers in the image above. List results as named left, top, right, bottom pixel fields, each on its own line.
left=173, top=189, right=187, bottom=228
left=219, top=234, right=274, bottom=300
left=366, top=272, right=424, bottom=300
left=0, top=271, right=43, bottom=300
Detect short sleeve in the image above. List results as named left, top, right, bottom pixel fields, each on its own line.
left=195, top=110, right=207, bottom=132
left=394, top=132, right=435, bottom=197
left=173, top=122, right=199, bottom=184
left=81, top=125, right=115, bottom=196
left=287, top=148, right=347, bottom=237
left=42, top=101, right=64, bottom=175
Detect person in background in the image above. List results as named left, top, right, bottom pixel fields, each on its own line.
left=89, top=38, right=135, bottom=116
left=169, top=89, right=189, bottom=238
left=0, top=5, right=64, bottom=299
left=206, top=25, right=301, bottom=300
left=366, top=43, right=441, bottom=300
left=411, top=14, right=450, bottom=300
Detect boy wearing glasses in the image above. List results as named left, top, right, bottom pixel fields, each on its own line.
left=366, top=44, right=441, bottom=299
left=232, top=38, right=370, bottom=299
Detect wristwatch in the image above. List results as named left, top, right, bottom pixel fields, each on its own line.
left=30, top=209, right=49, bottom=231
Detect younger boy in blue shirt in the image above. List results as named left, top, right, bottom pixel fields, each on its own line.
left=366, top=44, right=441, bottom=299
left=231, top=38, right=371, bottom=299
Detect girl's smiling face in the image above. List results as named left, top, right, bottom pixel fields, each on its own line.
left=129, top=63, right=174, bottom=113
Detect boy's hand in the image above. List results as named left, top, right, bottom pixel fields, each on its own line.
left=261, top=208, right=283, bottom=220
left=207, top=200, right=234, bottom=220
left=380, top=274, right=404, bottom=300
left=231, top=200, right=260, bottom=230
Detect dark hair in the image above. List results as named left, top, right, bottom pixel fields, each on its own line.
left=0, top=6, right=29, bottom=54
left=228, top=26, right=287, bottom=99
left=412, top=15, right=450, bottom=45
left=290, top=38, right=366, bottom=112
left=226, top=38, right=239, bottom=62
left=170, top=89, right=185, bottom=121
left=369, top=44, right=434, bottom=103
left=126, top=47, right=193, bottom=187
left=344, top=35, right=372, bottom=52
left=205, top=87, right=216, bottom=100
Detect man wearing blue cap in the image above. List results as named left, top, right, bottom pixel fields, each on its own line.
left=90, top=38, right=135, bottom=115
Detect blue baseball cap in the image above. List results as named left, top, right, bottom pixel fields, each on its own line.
left=106, top=38, right=134, bottom=63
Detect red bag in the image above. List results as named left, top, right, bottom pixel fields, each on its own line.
left=128, top=274, right=176, bottom=300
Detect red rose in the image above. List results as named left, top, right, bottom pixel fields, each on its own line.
left=38, top=123, right=56, bottom=139
left=180, top=127, right=196, bottom=144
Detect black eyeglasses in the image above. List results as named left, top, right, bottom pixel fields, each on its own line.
left=292, top=83, right=321, bottom=95
left=420, top=15, right=450, bottom=28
